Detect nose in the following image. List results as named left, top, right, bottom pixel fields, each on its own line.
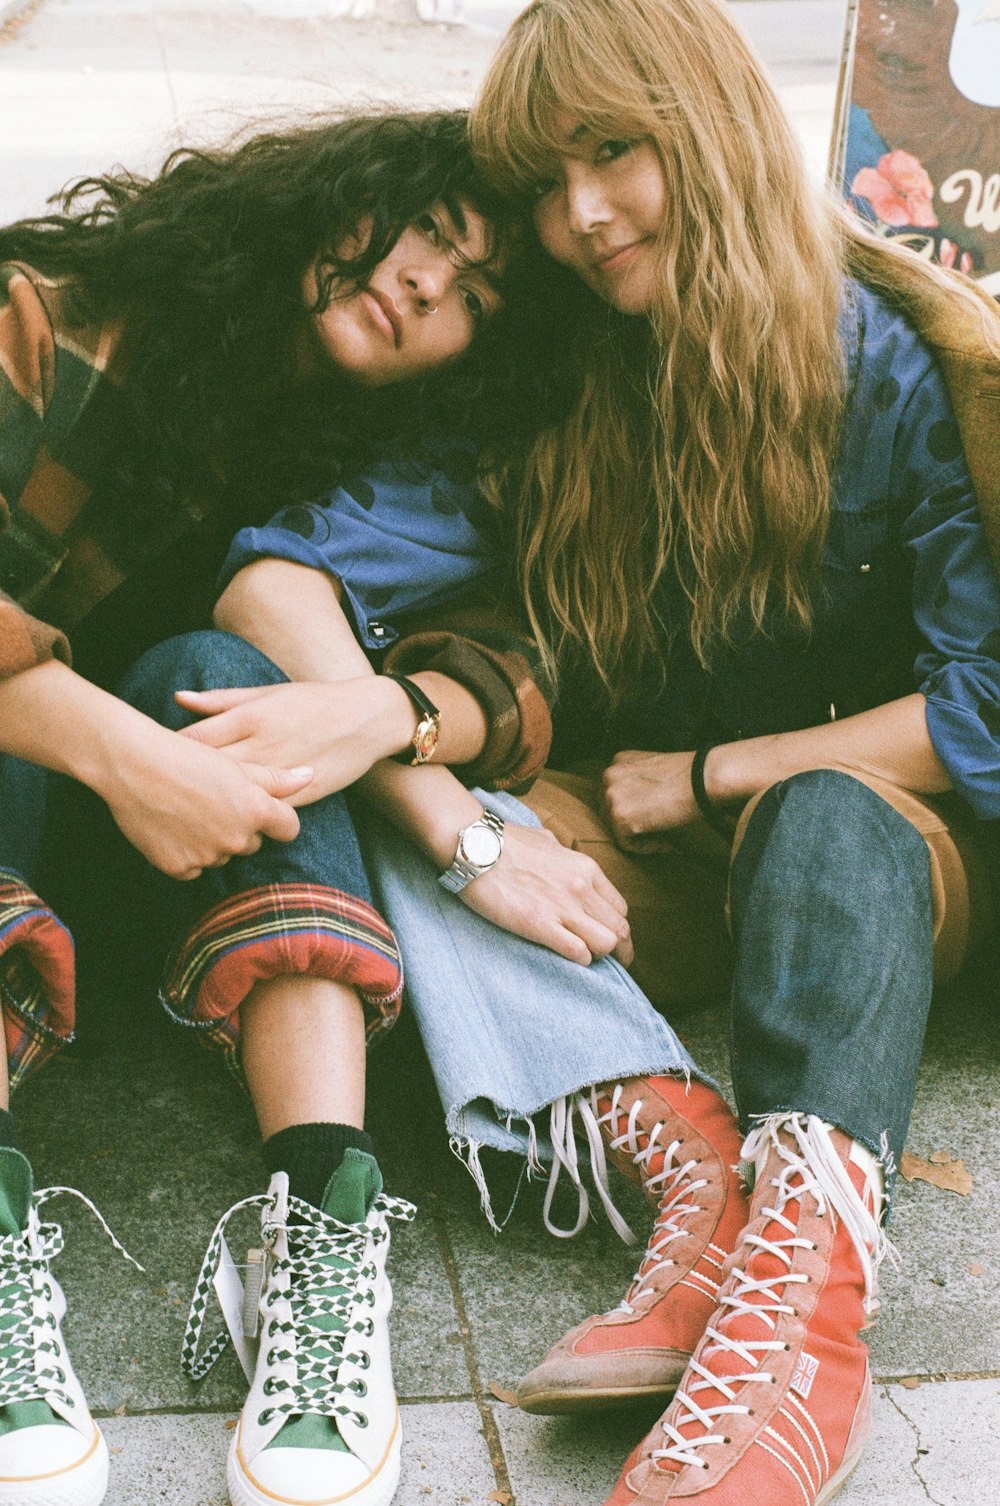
left=565, top=170, right=612, bottom=237
left=400, top=254, right=451, bottom=313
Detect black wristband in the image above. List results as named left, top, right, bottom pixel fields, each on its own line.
left=690, top=745, right=732, bottom=838
left=382, top=671, right=438, bottom=720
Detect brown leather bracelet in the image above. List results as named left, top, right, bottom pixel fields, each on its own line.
left=690, top=745, right=733, bottom=837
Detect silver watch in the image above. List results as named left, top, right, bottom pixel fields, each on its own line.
left=438, top=809, right=505, bottom=893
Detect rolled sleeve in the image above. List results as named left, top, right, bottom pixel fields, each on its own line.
left=901, top=416, right=1000, bottom=818
left=218, top=441, right=498, bottom=653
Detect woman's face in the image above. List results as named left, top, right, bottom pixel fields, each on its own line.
left=531, top=113, right=667, bottom=315
left=301, top=201, right=504, bottom=387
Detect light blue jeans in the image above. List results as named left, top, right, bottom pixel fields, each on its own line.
left=360, top=792, right=703, bottom=1227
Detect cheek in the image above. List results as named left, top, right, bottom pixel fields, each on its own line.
left=533, top=200, right=572, bottom=263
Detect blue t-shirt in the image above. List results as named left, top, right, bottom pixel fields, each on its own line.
left=219, top=436, right=498, bottom=653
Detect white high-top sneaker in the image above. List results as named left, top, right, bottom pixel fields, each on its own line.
left=183, top=1149, right=414, bottom=1506
left=0, top=1146, right=141, bottom=1506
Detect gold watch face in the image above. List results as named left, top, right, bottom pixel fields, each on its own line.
left=411, top=714, right=440, bottom=764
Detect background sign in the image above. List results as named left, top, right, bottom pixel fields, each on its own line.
left=838, top=0, right=1000, bottom=293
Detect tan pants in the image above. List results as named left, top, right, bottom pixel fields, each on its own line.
left=523, top=766, right=994, bottom=1004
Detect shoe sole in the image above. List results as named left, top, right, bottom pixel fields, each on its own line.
left=227, top=1431, right=402, bottom=1506
left=816, top=1446, right=864, bottom=1505
left=517, top=1381, right=678, bottom=1416
left=0, top=1428, right=108, bottom=1506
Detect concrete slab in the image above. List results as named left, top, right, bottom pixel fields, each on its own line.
left=100, top=1400, right=497, bottom=1506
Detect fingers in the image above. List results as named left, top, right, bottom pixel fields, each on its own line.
left=245, top=763, right=314, bottom=799
left=590, top=866, right=629, bottom=916
left=257, top=796, right=302, bottom=845
left=174, top=687, right=266, bottom=713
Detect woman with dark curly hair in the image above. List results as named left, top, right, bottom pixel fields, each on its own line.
left=0, top=109, right=560, bottom=1506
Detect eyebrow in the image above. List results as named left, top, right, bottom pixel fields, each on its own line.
left=568, top=123, right=591, bottom=145
left=440, top=195, right=505, bottom=299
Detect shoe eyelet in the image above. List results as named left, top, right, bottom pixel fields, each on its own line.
left=352, top=1380, right=368, bottom=1397
left=42, top=1283, right=52, bottom=1300
left=263, top=1378, right=276, bottom=1396
left=356, top=1415, right=369, bottom=1429
left=54, top=1367, right=66, bottom=1383
left=359, top=1353, right=371, bottom=1370
left=259, top=1409, right=273, bottom=1425
left=784, top=1343, right=791, bottom=1352
left=365, top=1319, right=375, bottom=1336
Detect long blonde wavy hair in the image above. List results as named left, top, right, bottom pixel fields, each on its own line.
left=470, top=0, right=993, bottom=695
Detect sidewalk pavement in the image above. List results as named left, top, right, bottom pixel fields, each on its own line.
left=2, top=3, right=999, bottom=1503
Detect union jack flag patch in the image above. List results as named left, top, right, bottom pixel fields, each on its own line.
left=791, top=1350, right=819, bottom=1400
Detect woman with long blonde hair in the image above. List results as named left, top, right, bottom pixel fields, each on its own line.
left=450, top=1, right=1000, bottom=1503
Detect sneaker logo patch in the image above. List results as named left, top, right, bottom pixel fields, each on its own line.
left=791, top=1350, right=819, bottom=1400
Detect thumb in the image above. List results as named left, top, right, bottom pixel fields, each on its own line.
left=244, top=763, right=314, bottom=798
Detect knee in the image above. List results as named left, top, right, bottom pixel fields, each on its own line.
left=735, top=769, right=930, bottom=897
left=120, top=631, right=286, bottom=719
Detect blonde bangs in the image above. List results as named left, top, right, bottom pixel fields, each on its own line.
left=470, top=1, right=666, bottom=199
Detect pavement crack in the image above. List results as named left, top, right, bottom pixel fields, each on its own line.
left=883, top=1387, right=946, bottom=1506
left=427, top=1193, right=516, bottom=1505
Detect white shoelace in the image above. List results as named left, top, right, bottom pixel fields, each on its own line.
left=0, top=1186, right=143, bottom=1411
left=651, top=1114, right=884, bottom=1473
left=542, top=1084, right=711, bottom=1274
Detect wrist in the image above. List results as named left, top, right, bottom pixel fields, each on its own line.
left=380, top=673, right=440, bottom=764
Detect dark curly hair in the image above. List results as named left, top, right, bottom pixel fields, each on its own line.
left=0, top=110, right=573, bottom=531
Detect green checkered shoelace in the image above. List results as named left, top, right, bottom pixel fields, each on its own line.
left=0, top=1187, right=143, bottom=1411
left=182, top=1186, right=414, bottom=1432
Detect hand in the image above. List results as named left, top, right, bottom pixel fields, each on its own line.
left=175, top=678, right=412, bottom=803
left=102, top=727, right=311, bottom=880
left=603, top=749, right=701, bottom=850
left=458, top=823, right=634, bottom=967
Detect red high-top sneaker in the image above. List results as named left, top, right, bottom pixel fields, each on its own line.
left=601, top=1114, right=885, bottom=1505
left=517, top=1077, right=748, bottom=1414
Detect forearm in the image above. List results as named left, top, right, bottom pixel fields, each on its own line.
left=214, top=558, right=488, bottom=765
left=0, top=659, right=163, bottom=799
left=358, top=759, right=483, bottom=870
left=704, top=693, right=951, bottom=805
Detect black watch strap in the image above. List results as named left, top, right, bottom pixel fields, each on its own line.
left=383, top=672, right=439, bottom=720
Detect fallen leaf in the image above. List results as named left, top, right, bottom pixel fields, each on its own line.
left=488, top=1381, right=518, bottom=1407
left=225, top=1419, right=238, bottom=1431
left=968, top=1262, right=986, bottom=1276
left=899, top=1151, right=973, bottom=1196
left=929, top=1151, right=952, bottom=1164
left=487, top=1493, right=513, bottom=1505
left=113, top=1403, right=126, bottom=1416
left=898, top=1376, right=921, bottom=1389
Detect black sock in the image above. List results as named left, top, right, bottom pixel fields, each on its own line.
left=262, top=1122, right=375, bottom=1210
left=0, top=1108, right=21, bottom=1152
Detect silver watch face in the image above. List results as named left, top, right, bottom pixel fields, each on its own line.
left=460, top=821, right=503, bottom=868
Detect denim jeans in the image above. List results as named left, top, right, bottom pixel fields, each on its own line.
left=728, top=768, right=936, bottom=1184
left=361, top=800, right=702, bottom=1175
left=118, top=631, right=403, bottom=1056
left=367, top=768, right=943, bottom=1204
left=0, top=632, right=403, bottom=1087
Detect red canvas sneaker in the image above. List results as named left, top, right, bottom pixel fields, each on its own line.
left=517, top=1077, right=748, bottom=1414
left=601, top=1114, right=885, bottom=1505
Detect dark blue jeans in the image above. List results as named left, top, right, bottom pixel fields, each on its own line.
left=0, top=632, right=401, bottom=1082
left=729, top=769, right=937, bottom=1185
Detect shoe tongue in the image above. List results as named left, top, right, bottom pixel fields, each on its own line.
left=0, top=1148, right=33, bottom=1237
left=266, top=1150, right=382, bottom=1459
left=319, top=1148, right=382, bottom=1225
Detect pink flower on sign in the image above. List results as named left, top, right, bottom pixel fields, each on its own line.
left=851, top=151, right=938, bottom=228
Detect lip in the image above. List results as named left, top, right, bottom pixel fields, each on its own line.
left=361, top=287, right=402, bottom=347
left=593, top=240, right=645, bottom=274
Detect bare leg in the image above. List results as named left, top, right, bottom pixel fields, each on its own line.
left=240, top=975, right=366, bottom=1139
